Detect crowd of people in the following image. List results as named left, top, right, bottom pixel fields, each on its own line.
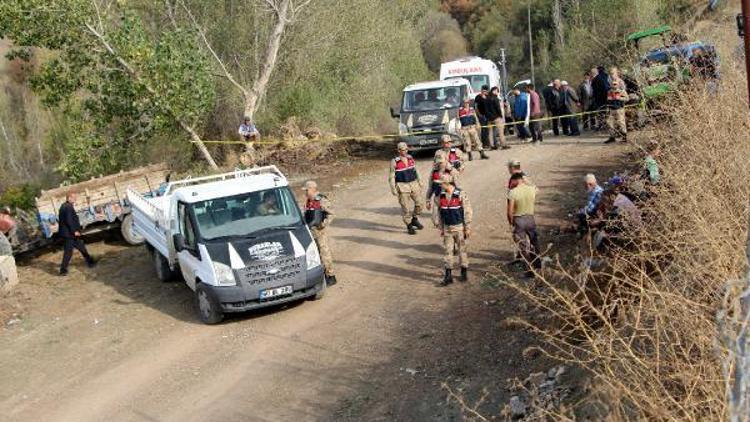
left=383, top=123, right=664, bottom=285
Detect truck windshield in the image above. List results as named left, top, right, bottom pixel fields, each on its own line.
left=402, top=86, right=466, bottom=112
left=191, top=187, right=303, bottom=241
left=445, top=75, right=489, bottom=93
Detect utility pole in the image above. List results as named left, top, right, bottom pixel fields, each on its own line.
left=499, top=48, right=508, bottom=93
left=527, top=1, right=535, bottom=85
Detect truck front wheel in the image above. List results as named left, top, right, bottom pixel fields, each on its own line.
left=152, top=249, right=176, bottom=282
left=195, top=284, right=224, bottom=324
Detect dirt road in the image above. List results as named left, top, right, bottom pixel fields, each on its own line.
left=0, top=135, right=624, bottom=421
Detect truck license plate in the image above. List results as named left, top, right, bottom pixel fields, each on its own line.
left=419, top=138, right=438, bottom=146
left=260, top=285, right=293, bottom=300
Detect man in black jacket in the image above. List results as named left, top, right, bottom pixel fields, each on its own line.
left=474, top=85, right=491, bottom=148
left=58, top=192, right=95, bottom=276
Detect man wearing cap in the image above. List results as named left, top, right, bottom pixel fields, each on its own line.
left=433, top=175, right=473, bottom=286
left=458, top=99, right=489, bottom=161
left=389, top=142, right=424, bottom=235
left=302, top=180, right=336, bottom=286
left=434, top=135, right=465, bottom=173
left=507, top=173, right=541, bottom=277
left=426, top=155, right=460, bottom=210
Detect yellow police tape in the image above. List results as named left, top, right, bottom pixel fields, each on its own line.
left=191, top=103, right=642, bottom=147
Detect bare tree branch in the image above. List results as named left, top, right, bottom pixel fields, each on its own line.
left=178, top=0, right=249, bottom=98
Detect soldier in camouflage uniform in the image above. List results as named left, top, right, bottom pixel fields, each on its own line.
left=426, top=155, right=460, bottom=210
left=389, top=142, right=424, bottom=235
left=303, top=180, right=336, bottom=286
left=434, top=135, right=465, bottom=173
left=432, top=175, right=473, bottom=286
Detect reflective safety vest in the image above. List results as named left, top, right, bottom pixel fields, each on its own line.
left=431, top=168, right=452, bottom=197
left=304, top=195, right=327, bottom=228
left=394, top=155, right=418, bottom=183
left=458, top=107, right=477, bottom=127
left=445, top=148, right=461, bottom=169
left=439, top=189, right=465, bottom=226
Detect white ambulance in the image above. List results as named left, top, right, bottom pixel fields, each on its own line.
left=439, top=56, right=502, bottom=92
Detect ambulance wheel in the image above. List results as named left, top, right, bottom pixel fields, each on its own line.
left=195, top=283, right=224, bottom=325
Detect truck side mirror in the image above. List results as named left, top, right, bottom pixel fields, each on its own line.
left=173, top=233, right=186, bottom=252
left=390, top=107, right=400, bottom=119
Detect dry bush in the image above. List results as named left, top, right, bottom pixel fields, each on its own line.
left=501, top=63, right=750, bottom=419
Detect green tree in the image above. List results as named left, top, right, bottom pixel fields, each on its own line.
left=0, top=0, right=218, bottom=179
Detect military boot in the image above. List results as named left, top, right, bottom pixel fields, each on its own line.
left=467, top=151, right=473, bottom=161
left=407, top=224, right=416, bottom=235
left=439, top=268, right=453, bottom=286
left=460, top=267, right=468, bottom=282
left=326, top=274, right=337, bottom=286
left=411, top=216, right=424, bottom=230
left=480, top=151, right=489, bottom=160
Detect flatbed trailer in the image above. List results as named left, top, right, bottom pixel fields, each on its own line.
left=7, top=163, right=169, bottom=256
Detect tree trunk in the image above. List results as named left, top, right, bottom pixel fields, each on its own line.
left=243, top=0, right=291, bottom=120
left=552, top=0, right=565, bottom=49
left=180, top=121, right=219, bottom=169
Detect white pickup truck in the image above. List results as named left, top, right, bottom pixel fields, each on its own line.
left=127, top=166, right=326, bottom=324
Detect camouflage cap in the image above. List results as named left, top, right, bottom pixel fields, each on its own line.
left=507, top=159, right=521, bottom=167
left=397, top=141, right=408, bottom=151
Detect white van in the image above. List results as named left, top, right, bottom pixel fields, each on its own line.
left=127, top=166, right=326, bottom=324
left=440, top=57, right=502, bottom=92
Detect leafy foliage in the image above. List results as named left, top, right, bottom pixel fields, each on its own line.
left=0, top=0, right=214, bottom=182
left=0, top=184, right=40, bottom=210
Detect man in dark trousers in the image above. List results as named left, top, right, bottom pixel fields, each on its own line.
left=591, top=66, right=610, bottom=130
left=474, top=85, right=491, bottom=148
left=58, top=192, right=95, bottom=276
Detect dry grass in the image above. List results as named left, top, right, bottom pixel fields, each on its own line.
left=498, top=57, right=750, bottom=419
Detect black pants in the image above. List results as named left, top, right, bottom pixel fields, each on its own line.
left=583, top=104, right=596, bottom=129
left=515, top=122, right=531, bottom=139
left=562, top=115, right=580, bottom=135
left=60, top=237, right=92, bottom=272
left=551, top=112, right=564, bottom=135
left=530, top=120, right=543, bottom=142
left=478, top=115, right=490, bottom=147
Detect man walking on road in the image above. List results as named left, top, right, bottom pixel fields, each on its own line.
left=591, top=66, right=610, bottom=130
left=458, top=99, right=489, bottom=161
left=426, top=155, right=460, bottom=210
left=507, top=173, right=541, bottom=277
left=578, top=71, right=595, bottom=130
left=604, top=79, right=629, bottom=144
left=58, top=192, right=96, bottom=276
left=435, top=135, right=465, bottom=172
left=527, top=84, right=544, bottom=143
left=433, top=175, right=473, bottom=286
left=488, top=87, right=510, bottom=150
left=474, top=85, right=491, bottom=147
left=303, top=181, right=337, bottom=286
left=389, top=142, right=424, bottom=235
left=560, top=81, right=581, bottom=136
